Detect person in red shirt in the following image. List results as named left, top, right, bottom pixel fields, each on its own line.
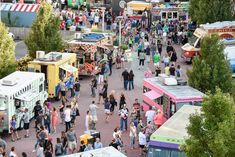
left=154, top=109, right=164, bottom=128
left=74, top=13, right=79, bottom=25
left=60, top=21, right=65, bottom=30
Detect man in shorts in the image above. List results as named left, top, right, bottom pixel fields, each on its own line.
left=22, top=108, right=30, bottom=138
left=67, top=127, right=77, bottom=154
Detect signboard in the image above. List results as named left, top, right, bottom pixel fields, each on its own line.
left=127, top=7, right=133, bottom=15
left=208, top=29, right=235, bottom=33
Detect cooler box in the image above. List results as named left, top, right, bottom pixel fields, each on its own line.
left=84, top=130, right=101, bottom=140
left=80, top=134, right=94, bottom=145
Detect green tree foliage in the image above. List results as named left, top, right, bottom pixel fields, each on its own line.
left=181, top=89, right=235, bottom=157
left=25, top=3, right=64, bottom=58
left=187, top=34, right=232, bottom=94
left=189, top=0, right=234, bottom=24
left=0, top=22, right=16, bottom=79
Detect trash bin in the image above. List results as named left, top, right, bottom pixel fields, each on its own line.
left=84, top=130, right=101, bottom=140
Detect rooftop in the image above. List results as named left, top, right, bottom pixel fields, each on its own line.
left=200, top=21, right=235, bottom=29
left=145, top=77, right=204, bottom=99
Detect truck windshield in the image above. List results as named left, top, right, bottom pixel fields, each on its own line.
left=176, top=102, right=193, bottom=111
left=189, top=35, right=200, bottom=48
left=147, top=147, right=186, bottom=157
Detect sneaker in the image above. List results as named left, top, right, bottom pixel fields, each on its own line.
left=32, top=150, right=36, bottom=152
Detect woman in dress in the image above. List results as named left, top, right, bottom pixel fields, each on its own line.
left=10, top=115, right=20, bottom=142
left=51, top=107, right=58, bottom=133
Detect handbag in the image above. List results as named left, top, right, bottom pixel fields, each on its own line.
left=76, top=108, right=80, bottom=116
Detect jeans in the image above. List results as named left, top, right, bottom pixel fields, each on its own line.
left=120, top=118, right=128, bottom=131
left=69, top=88, right=74, bottom=98
left=45, top=122, right=51, bottom=133
left=129, top=81, right=134, bottom=90
left=91, top=87, right=96, bottom=97
left=130, top=136, right=135, bottom=148
left=124, top=80, right=128, bottom=90
left=109, top=65, right=112, bottom=75
left=65, top=121, right=71, bottom=132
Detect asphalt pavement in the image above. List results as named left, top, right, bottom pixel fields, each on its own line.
left=15, top=40, right=28, bottom=60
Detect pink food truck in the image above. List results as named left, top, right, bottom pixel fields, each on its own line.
left=143, top=76, right=204, bottom=119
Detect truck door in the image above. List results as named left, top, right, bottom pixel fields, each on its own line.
left=41, top=65, right=48, bottom=88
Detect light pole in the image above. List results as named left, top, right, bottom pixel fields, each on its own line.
left=101, top=7, right=106, bottom=32
left=116, top=16, right=124, bottom=47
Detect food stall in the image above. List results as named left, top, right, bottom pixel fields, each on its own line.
left=126, top=1, right=152, bottom=20
left=143, top=76, right=204, bottom=119
left=28, top=52, right=78, bottom=99
left=182, top=21, right=235, bottom=62
left=151, top=2, right=189, bottom=27
left=147, top=105, right=201, bottom=157
left=0, top=71, right=48, bottom=133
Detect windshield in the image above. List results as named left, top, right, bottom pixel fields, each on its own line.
left=148, top=147, right=186, bottom=157
left=188, top=35, right=199, bottom=46
left=176, top=102, right=193, bottom=111
left=0, top=98, right=6, bottom=110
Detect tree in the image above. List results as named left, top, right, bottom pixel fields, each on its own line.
left=187, top=34, right=232, bottom=94
left=25, top=3, right=64, bottom=58
left=189, top=0, right=234, bottom=24
left=181, top=88, right=235, bottom=157
left=0, top=22, right=16, bottom=79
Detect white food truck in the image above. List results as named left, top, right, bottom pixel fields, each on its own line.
left=0, top=71, right=48, bottom=133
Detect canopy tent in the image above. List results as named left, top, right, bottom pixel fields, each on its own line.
left=127, top=1, right=152, bottom=11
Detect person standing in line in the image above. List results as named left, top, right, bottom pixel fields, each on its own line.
left=60, top=79, right=68, bottom=102
left=51, top=107, right=58, bottom=134
left=74, top=78, right=80, bottom=100
left=90, top=76, right=97, bottom=98
left=145, top=106, right=156, bottom=124
left=169, top=64, right=176, bottom=76
left=64, top=105, right=72, bottom=132
left=128, top=70, right=135, bottom=90
left=154, top=109, right=164, bottom=128
left=119, top=104, right=129, bottom=132
left=22, top=108, right=30, bottom=138
left=121, top=68, right=129, bottom=90
left=129, top=122, right=137, bottom=149
left=104, top=63, right=110, bottom=81
left=44, top=114, right=51, bottom=134
left=66, top=127, right=77, bottom=154
left=89, top=101, right=99, bottom=130
left=138, top=129, right=147, bottom=156
left=108, top=56, right=113, bottom=76
left=138, top=51, right=145, bottom=70
left=68, top=74, right=75, bottom=98
left=163, top=53, right=170, bottom=67
left=10, top=115, right=21, bottom=142
left=98, top=64, right=105, bottom=84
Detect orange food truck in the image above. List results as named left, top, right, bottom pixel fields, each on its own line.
left=182, top=21, right=235, bottom=62
left=142, top=76, right=204, bottom=120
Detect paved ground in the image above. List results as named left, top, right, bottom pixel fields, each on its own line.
left=15, top=40, right=28, bottom=60
left=4, top=42, right=190, bottom=157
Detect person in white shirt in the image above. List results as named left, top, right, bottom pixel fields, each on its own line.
left=9, top=147, right=18, bottom=157
left=36, top=143, right=44, bottom=157
left=119, top=104, right=129, bottom=131
left=85, top=110, right=92, bottom=131
left=94, top=14, right=100, bottom=26
left=145, top=106, right=156, bottom=124
left=129, top=122, right=137, bottom=149
left=64, top=105, right=72, bottom=132
left=138, top=129, right=147, bottom=156
left=89, top=101, right=99, bottom=130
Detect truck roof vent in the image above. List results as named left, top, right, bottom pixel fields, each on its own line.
left=1, top=78, right=17, bottom=86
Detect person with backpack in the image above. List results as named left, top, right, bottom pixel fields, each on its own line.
left=55, top=138, right=63, bottom=156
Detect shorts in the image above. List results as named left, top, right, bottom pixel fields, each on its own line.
left=61, top=91, right=66, bottom=96
left=24, top=123, right=29, bottom=130
left=139, top=144, right=145, bottom=148
left=105, top=109, right=110, bottom=114
left=68, top=141, right=77, bottom=150
left=75, top=91, right=80, bottom=97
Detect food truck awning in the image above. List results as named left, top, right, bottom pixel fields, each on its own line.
left=144, top=90, right=163, bottom=100
left=15, top=91, right=39, bottom=102
left=59, top=64, right=78, bottom=73
left=181, top=43, right=200, bottom=51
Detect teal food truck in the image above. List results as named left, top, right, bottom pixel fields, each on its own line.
left=147, top=105, right=202, bottom=157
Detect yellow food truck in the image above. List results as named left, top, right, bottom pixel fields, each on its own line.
left=28, top=52, right=78, bottom=99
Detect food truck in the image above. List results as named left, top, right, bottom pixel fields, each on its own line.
left=68, top=33, right=115, bottom=76
left=182, top=21, right=235, bottom=62
left=0, top=71, right=48, bottom=133
left=28, top=52, right=78, bottom=99
left=143, top=76, right=204, bottom=119
left=63, top=146, right=127, bottom=157
left=147, top=105, right=201, bottom=157
left=151, top=2, right=189, bottom=27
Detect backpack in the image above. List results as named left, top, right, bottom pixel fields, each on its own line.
left=55, top=143, right=63, bottom=155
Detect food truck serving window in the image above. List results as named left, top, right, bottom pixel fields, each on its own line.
left=148, top=147, right=186, bottom=157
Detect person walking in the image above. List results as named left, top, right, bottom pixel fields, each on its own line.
left=64, top=105, right=72, bottom=132
left=59, top=101, right=65, bottom=124
left=104, top=63, right=110, bottom=81
left=51, top=107, right=58, bottom=134
left=121, top=68, right=129, bottom=90
left=36, top=143, right=44, bottom=157
left=102, top=80, right=108, bottom=101
left=157, top=40, right=162, bottom=55
left=90, top=76, right=97, bottom=97
left=74, top=78, right=80, bottom=100
left=128, top=70, right=134, bottom=90
left=61, top=131, right=68, bottom=155
left=55, top=138, right=63, bottom=156
left=85, top=111, right=92, bottom=131
left=129, top=122, right=137, bottom=149
left=10, top=115, right=21, bottom=142
left=108, top=56, right=113, bottom=76
left=138, top=51, right=145, bottom=70
left=138, top=129, right=147, bottom=156
left=98, top=64, right=105, bottom=84
left=44, top=114, right=51, bottom=134
left=104, top=97, right=111, bottom=122
left=153, top=52, right=160, bottom=67
left=119, top=93, right=126, bottom=110
left=67, top=127, right=77, bottom=154
left=89, top=101, right=98, bottom=130
left=119, top=104, right=129, bottom=132
left=145, top=45, right=151, bottom=63
left=109, top=91, right=117, bottom=114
